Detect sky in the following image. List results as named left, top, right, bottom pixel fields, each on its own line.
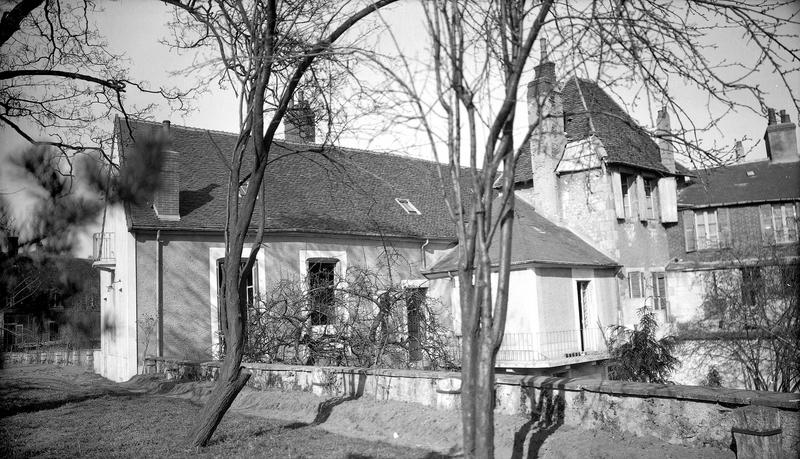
left=1, top=0, right=799, bottom=256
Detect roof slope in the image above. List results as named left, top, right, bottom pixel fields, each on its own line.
left=117, top=119, right=468, bottom=239
left=679, top=159, right=800, bottom=207
left=425, top=199, right=618, bottom=274
left=562, top=78, right=668, bottom=174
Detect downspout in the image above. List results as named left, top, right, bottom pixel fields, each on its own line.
left=420, top=239, right=430, bottom=270
left=156, top=230, right=163, bottom=357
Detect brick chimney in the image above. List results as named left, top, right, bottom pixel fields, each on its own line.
left=524, top=39, right=565, bottom=222
left=153, top=120, right=180, bottom=221
left=656, top=106, right=676, bottom=173
left=764, top=108, right=799, bottom=163
left=285, top=97, right=316, bottom=143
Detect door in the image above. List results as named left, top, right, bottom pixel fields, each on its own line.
left=576, top=281, right=590, bottom=352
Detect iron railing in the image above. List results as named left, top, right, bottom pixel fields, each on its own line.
left=449, top=328, right=608, bottom=366
left=92, top=232, right=115, bottom=261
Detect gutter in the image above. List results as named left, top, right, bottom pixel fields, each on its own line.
left=156, top=230, right=163, bottom=357
left=679, top=197, right=799, bottom=210
left=423, top=258, right=621, bottom=278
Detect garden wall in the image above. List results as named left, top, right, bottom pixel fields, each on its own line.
left=145, top=357, right=799, bottom=457
left=1, top=348, right=100, bottom=368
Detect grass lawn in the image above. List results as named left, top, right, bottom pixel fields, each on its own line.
left=0, top=365, right=439, bottom=458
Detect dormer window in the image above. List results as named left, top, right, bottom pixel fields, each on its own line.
left=395, top=198, right=421, bottom=215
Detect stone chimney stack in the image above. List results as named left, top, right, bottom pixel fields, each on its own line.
left=285, top=97, right=316, bottom=144
left=764, top=107, right=799, bottom=163
left=524, top=38, right=565, bottom=222
left=153, top=120, right=180, bottom=221
left=656, top=106, right=676, bottom=173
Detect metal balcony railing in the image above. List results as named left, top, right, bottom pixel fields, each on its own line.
left=448, top=328, right=609, bottom=367
left=92, top=232, right=115, bottom=262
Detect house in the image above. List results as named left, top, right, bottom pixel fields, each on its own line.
left=662, top=109, right=799, bottom=388
left=424, top=199, right=620, bottom=377
left=94, top=114, right=470, bottom=381
left=512, top=54, right=680, bottom=327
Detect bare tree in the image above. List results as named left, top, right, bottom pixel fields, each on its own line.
left=677, top=245, right=799, bottom=392
left=245, top=265, right=458, bottom=369
left=161, top=0, right=399, bottom=446
left=0, top=0, right=186, bottom=164
left=368, top=0, right=798, bottom=456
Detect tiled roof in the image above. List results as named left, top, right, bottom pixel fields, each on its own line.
left=116, top=119, right=470, bottom=239
left=562, top=78, right=669, bottom=174
left=679, top=159, right=800, bottom=207
left=514, top=77, right=669, bottom=185
left=425, top=198, right=618, bottom=274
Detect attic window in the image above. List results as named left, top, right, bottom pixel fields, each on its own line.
left=395, top=198, right=421, bottom=215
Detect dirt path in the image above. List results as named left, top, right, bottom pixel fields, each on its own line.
left=1, top=365, right=734, bottom=458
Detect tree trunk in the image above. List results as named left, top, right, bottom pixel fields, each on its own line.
left=188, top=356, right=250, bottom=447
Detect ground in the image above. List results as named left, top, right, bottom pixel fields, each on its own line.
left=0, top=365, right=733, bottom=458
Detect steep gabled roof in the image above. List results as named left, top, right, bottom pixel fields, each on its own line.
left=679, top=159, right=800, bottom=207
left=424, top=198, right=618, bottom=275
left=116, top=119, right=469, bottom=240
left=562, top=78, right=669, bottom=174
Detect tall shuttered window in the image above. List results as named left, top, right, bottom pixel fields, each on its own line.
left=628, top=271, right=644, bottom=298
left=652, top=272, right=667, bottom=311
left=771, top=203, right=798, bottom=244
left=695, top=209, right=719, bottom=250
left=643, top=179, right=658, bottom=220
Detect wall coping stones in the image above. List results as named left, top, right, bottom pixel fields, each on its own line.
left=145, top=357, right=800, bottom=411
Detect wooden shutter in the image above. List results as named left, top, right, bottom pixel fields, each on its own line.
left=658, top=177, right=678, bottom=223
left=611, top=171, right=625, bottom=219
left=682, top=210, right=696, bottom=252
left=636, top=175, right=648, bottom=221
left=629, top=271, right=643, bottom=298
left=652, top=272, right=667, bottom=310
left=717, top=207, right=732, bottom=248
left=759, top=204, right=774, bottom=245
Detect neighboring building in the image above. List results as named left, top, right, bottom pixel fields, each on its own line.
left=513, top=55, right=680, bottom=327
left=666, top=109, right=799, bottom=323
left=1, top=255, right=100, bottom=351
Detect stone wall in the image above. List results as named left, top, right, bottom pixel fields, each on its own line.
left=1, top=348, right=99, bottom=368
left=145, top=357, right=799, bottom=456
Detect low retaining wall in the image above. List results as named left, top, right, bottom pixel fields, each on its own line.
left=145, top=357, right=799, bottom=456
left=1, top=348, right=100, bottom=368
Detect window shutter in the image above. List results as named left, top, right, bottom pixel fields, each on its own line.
left=658, top=177, right=678, bottom=223
left=652, top=272, right=667, bottom=310
left=629, top=271, right=642, bottom=298
left=682, top=210, right=696, bottom=252
left=759, top=204, right=774, bottom=244
left=717, top=207, right=732, bottom=248
left=611, top=171, right=625, bottom=219
left=636, top=176, right=648, bottom=222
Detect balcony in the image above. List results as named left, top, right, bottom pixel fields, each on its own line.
left=450, top=328, right=609, bottom=369
left=92, top=232, right=115, bottom=268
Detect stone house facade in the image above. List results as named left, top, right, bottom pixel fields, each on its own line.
left=513, top=56, right=680, bottom=327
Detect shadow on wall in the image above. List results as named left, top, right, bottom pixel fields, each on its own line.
left=512, top=378, right=567, bottom=459
left=285, top=371, right=368, bottom=429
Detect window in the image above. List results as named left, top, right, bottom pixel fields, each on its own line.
left=652, top=272, right=667, bottom=310
left=405, top=288, right=427, bottom=362
left=741, top=267, right=762, bottom=305
left=643, top=179, right=658, bottom=220
left=395, top=198, right=421, bottom=215
left=771, top=203, right=798, bottom=243
left=308, top=259, right=337, bottom=325
left=621, top=174, right=635, bottom=219
left=217, top=258, right=258, bottom=312
left=695, top=209, right=719, bottom=250
left=628, top=271, right=644, bottom=298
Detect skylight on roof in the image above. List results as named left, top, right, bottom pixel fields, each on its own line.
left=746, top=170, right=756, bottom=177
left=395, top=198, right=421, bottom=215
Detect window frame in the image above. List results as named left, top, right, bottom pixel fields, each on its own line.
left=628, top=271, right=644, bottom=298
left=621, top=174, right=635, bottom=219
left=307, top=258, right=339, bottom=326
left=694, top=209, right=720, bottom=250
left=771, top=203, right=798, bottom=244
left=652, top=272, right=667, bottom=311
left=643, top=178, right=658, bottom=220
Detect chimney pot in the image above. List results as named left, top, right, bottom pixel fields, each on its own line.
left=767, top=108, right=776, bottom=125
left=780, top=110, right=790, bottom=123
